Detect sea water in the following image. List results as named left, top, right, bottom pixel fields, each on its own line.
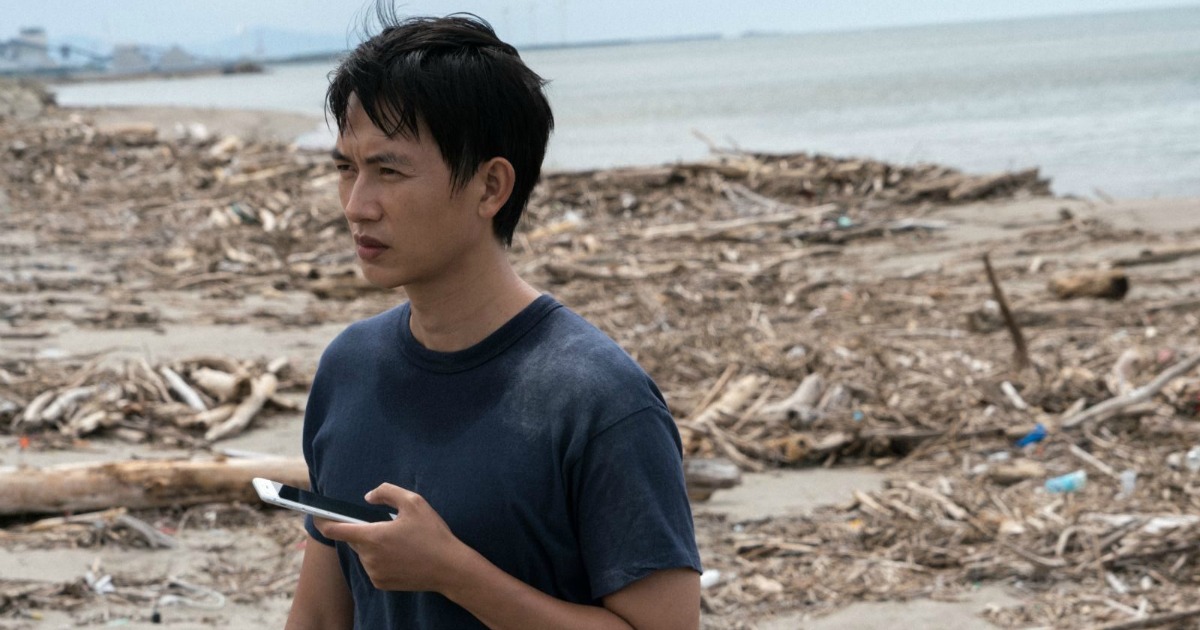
left=52, top=6, right=1200, bottom=199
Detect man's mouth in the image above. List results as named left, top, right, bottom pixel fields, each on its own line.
left=354, top=235, right=388, bottom=260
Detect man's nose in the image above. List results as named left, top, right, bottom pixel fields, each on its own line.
left=342, top=178, right=383, bottom=223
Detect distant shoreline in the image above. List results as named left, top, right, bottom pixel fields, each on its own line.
left=11, top=31, right=726, bottom=85
left=32, top=61, right=265, bottom=86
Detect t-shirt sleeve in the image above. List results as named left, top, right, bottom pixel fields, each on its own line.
left=572, top=404, right=703, bottom=599
left=302, top=354, right=337, bottom=548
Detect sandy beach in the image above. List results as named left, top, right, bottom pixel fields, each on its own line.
left=3, top=96, right=1200, bottom=629
left=76, top=105, right=326, bottom=146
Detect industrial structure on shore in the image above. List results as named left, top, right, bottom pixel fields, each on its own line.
left=0, top=27, right=259, bottom=79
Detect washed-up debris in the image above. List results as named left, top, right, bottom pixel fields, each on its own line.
left=4, top=104, right=1200, bottom=628
left=0, top=79, right=53, bottom=123
left=1050, top=269, right=1130, bottom=300
left=1, top=356, right=304, bottom=445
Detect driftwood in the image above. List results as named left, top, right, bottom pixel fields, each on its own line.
left=2, top=356, right=295, bottom=442
left=684, top=457, right=742, bottom=501
left=1095, top=607, right=1200, bottom=630
left=760, top=373, right=823, bottom=426
left=983, top=253, right=1029, bottom=370
left=1112, top=243, right=1200, bottom=268
left=687, top=374, right=767, bottom=428
left=0, top=457, right=309, bottom=516
left=639, top=205, right=836, bottom=242
left=1049, top=269, right=1129, bottom=300
left=1062, top=352, right=1200, bottom=429
left=204, top=372, right=278, bottom=442
left=190, top=367, right=246, bottom=402
left=160, top=365, right=207, bottom=411
left=987, top=459, right=1046, bottom=485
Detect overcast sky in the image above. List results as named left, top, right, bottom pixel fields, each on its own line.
left=6, top=0, right=1199, bottom=50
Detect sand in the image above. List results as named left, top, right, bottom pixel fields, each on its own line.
left=76, top=104, right=328, bottom=146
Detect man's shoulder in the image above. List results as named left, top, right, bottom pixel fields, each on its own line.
left=536, top=306, right=644, bottom=373
left=323, top=304, right=406, bottom=359
left=523, top=305, right=666, bottom=411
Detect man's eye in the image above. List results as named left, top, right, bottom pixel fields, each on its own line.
left=335, top=164, right=353, bottom=172
left=380, top=167, right=400, bottom=176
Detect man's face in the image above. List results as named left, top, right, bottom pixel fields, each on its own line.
left=331, top=95, right=490, bottom=290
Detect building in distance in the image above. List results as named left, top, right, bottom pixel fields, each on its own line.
left=0, top=27, right=57, bottom=73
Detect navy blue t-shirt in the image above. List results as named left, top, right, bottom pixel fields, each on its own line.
left=302, top=294, right=702, bottom=628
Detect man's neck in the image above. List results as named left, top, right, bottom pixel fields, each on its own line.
left=405, top=252, right=540, bottom=353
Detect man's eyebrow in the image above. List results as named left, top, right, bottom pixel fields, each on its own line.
left=329, top=149, right=412, bottom=166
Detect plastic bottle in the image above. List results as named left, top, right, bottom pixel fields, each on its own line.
left=1186, top=446, right=1200, bottom=473
left=1045, top=470, right=1087, bottom=493
left=1119, top=469, right=1137, bottom=497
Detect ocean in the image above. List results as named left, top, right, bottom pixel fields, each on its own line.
left=52, top=6, right=1200, bottom=199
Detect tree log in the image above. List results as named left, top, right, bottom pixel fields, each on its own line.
left=1048, top=269, right=1129, bottom=300
left=684, top=457, right=742, bottom=502
left=0, top=457, right=309, bottom=516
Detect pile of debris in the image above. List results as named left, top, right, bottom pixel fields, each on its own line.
left=0, top=79, right=53, bottom=123
left=1, top=104, right=1048, bottom=303
left=1, top=356, right=303, bottom=446
left=4, top=103, right=1200, bottom=628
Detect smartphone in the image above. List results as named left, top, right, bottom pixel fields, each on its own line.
left=252, top=477, right=395, bottom=524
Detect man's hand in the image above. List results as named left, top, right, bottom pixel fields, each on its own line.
left=316, top=482, right=698, bottom=629
left=315, top=483, right=470, bottom=592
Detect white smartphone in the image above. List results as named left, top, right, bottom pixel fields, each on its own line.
left=252, top=477, right=395, bottom=524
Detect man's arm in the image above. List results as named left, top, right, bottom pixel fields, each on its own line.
left=284, top=535, right=354, bottom=630
left=441, top=544, right=699, bottom=630
left=317, top=483, right=700, bottom=630
left=603, top=569, right=701, bottom=630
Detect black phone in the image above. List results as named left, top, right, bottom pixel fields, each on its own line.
left=253, top=478, right=394, bottom=524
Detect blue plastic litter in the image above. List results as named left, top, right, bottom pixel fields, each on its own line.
left=1045, top=470, right=1087, bottom=493
left=1015, top=423, right=1047, bottom=448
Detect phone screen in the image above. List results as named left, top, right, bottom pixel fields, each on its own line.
left=278, top=484, right=394, bottom=523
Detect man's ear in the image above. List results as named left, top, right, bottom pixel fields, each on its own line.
left=477, top=157, right=516, bottom=220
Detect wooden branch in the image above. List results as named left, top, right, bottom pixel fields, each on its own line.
left=982, top=253, right=1029, bottom=370
left=1062, top=352, right=1200, bottom=429
left=760, top=373, right=823, bottom=426
left=160, top=366, right=208, bottom=412
left=1112, top=243, right=1200, bottom=268
left=1095, top=607, right=1200, bottom=630
left=205, top=372, right=278, bottom=442
left=639, top=204, right=836, bottom=242
left=190, top=367, right=246, bottom=402
left=685, top=365, right=739, bottom=420
left=0, top=457, right=309, bottom=516
left=687, top=374, right=767, bottom=427
left=1068, top=443, right=1120, bottom=480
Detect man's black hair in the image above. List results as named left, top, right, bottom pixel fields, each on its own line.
left=327, top=6, right=554, bottom=246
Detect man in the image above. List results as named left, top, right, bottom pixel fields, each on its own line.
left=285, top=10, right=702, bottom=630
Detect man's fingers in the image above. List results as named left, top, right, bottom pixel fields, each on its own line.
left=364, top=482, right=421, bottom=508
left=314, top=517, right=361, bottom=542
